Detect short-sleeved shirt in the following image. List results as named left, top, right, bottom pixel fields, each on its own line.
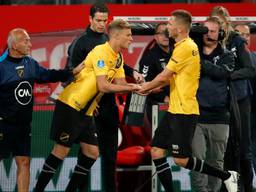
left=58, top=42, right=125, bottom=116
left=166, top=37, right=200, bottom=115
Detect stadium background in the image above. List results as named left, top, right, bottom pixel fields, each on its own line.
left=0, top=3, right=256, bottom=191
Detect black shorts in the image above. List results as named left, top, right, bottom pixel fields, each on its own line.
left=0, top=120, right=31, bottom=159
left=152, top=112, right=198, bottom=158
left=50, top=100, right=98, bottom=147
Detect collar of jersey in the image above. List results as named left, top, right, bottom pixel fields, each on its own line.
left=174, top=37, right=189, bottom=48
left=7, top=54, right=24, bottom=63
left=106, top=42, right=119, bottom=57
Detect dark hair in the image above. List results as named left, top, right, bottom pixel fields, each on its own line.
left=154, top=22, right=167, bottom=34
left=172, top=9, right=192, bottom=29
left=90, top=2, right=109, bottom=18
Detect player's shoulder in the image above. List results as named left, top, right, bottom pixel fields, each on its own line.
left=92, top=43, right=109, bottom=55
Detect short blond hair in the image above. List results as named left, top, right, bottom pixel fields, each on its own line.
left=172, top=9, right=192, bottom=30
left=108, top=19, right=131, bottom=34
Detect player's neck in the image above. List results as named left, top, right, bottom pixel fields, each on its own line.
left=9, top=49, right=24, bottom=58
left=175, top=33, right=188, bottom=43
left=108, top=40, right=121, bottom=53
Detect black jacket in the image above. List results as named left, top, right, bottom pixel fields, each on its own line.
left=227, top=31, right=254, bottom=100
left=197, top=44, right=235, bottom=124
left=0, top=55, right=72, bottom=125
left=139, top=43, right=171, bottom=105
left=250, top=52, right=256, bottom=112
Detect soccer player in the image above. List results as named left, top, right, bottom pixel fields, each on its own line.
left=138, top=9, right=238, bottom=192
left=34, top=19, right=141, bottom=192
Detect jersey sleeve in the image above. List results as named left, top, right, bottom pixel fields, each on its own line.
left=91, top=52, right=110, bottom=76
left=31, top=57, right=71, bottom=83
left=166, top=45, right=193, bottom=74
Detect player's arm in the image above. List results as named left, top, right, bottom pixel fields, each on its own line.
left=139, top=68, right=172, bottom=94
left=114, top=77, right=127, bottom=85
left=34, top=59, right=83, bottom=84
left=96, top=75, right=140, bottom=93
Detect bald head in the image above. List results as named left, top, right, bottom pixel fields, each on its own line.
left=7, top=28, right=28, bottom=49
left=235, top=24, right=250, bottom=47
left=7, top=28, right=31, bottom=57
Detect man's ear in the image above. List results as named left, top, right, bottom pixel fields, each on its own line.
left=12, top=42, right=17, bottom=50
left=89, top=16, right=93, bottom=23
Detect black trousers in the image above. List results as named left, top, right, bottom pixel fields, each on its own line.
left=95, top=104, right=119, bottom=192
left=224, top=97, right=253, bottom=192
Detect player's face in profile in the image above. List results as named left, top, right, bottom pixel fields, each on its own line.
left=167, top=16, right=178, bottom=39
left=90, top=12, right=108, bottom=33
left=119, top=28, right=133, bottom=49
left=13, top=31, right=32, bottom=56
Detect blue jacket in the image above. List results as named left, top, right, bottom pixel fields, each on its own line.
left=0, top=55, right=72, bottom=125
left=197, top=44, right=235, bottom=123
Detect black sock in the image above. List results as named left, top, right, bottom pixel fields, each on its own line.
left=34, top=153, right=63, bottom=192
left=185, top=157, right=230, bottom=181
left=153, top=157, right=174, bottom=192
left=65, top=153, right=96, bottom=192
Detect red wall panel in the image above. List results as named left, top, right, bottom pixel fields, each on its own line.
left=1, top=3, right=256, bottom=52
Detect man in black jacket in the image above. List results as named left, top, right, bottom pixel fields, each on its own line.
left=191, top=16, right=235, bottom=192
left=139, top=22, right=171, bottom=123
left=235, top=23, right=256, bottom=190
left=65, top=3, right=143, bottom=192
left=0, top=28, right=83, bottom=192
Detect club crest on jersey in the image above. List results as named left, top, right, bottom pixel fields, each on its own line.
left=97, top=60, right=105, bottom=68
left=16, top=66, right=25, bottom=78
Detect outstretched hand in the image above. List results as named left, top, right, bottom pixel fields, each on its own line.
left=127, top=83, right=142, bottom=92
left=135, top=82, right=151, bottom=96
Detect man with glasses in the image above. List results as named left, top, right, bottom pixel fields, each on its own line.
left=139, top=22, right=171, bottom=124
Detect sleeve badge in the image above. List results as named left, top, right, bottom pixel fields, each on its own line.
left=97, top=60, right=105, bottom=68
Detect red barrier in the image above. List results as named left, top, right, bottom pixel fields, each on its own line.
left=1, top=3, right=256, bottom=52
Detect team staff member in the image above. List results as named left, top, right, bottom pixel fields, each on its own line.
left=65, top=3, right=143, bottom=192
left=138, top=10, right=238, bottom=192
left=235, top=23, right=256, bottom=182
left=139, top=22, right=171, bottom=123
left=210, top=6, right=255, bottom=192
left=34, top=19, right=141, bottom=192
left=0, top=28, right=83, bottom=192
left=191, top=16, right=235, bottom=192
